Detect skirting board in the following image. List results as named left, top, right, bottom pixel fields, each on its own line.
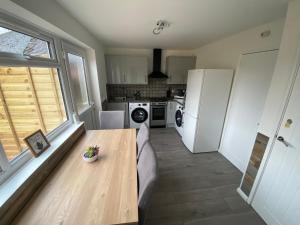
left=237, top=187, right=249, bottom=203
left=219, top=148, right=245, bottom=172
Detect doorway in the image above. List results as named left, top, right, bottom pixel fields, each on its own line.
left=220, top=50, right=278, bottom=171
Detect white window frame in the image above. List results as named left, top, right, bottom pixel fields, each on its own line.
left=62, top=41, right=92, bottom=115
left=0, top=12, right=76, bottom=184
left=0, top=17, right=58, bottom=67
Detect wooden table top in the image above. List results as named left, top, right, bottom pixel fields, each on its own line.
left=13, top=129, right=138, bottom=225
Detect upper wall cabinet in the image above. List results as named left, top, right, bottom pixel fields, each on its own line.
left=166, top=56, right=196, bottom=84
left=105, top=55, right=148, bottom=84
left=105, top=55, right=123, bottom=84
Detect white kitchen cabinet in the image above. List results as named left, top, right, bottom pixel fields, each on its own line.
left=124, top=56, right=148, bottom=84
left=105, top=55, right=124, bottom=84
left=106, top=102, right=129, bottom=128
left=167, top=101, right=177, bottom=127
left=105, top=55, right=148, bottom=84
left=166, top=56, right=196, bottom=84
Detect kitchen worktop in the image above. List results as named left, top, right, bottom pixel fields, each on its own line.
left=107, top=97, right=177, bottom=103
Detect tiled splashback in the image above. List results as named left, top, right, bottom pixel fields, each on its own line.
left=107, top=79, right=186, bottom=100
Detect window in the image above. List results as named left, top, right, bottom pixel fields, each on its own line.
left=0, top=26, right=52, bottom=59
left=0, top=66, right=67, bottom=160
left=0, top=13, right=77, bottom=183
left=66, top=53, right=89, bottom=113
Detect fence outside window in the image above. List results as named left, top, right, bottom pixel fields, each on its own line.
left=0, top=66, right=67, bottom=160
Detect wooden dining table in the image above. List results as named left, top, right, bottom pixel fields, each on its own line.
left=12, top=129, right=138, bottom=225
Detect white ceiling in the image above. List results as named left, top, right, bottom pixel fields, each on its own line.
left=56, top=0, right=288, bottom=49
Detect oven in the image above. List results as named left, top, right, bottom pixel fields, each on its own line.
left=150, top=102, right=167, bottom=127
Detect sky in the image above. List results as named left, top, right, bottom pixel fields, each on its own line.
left=0, top=27, right=10, bottom=35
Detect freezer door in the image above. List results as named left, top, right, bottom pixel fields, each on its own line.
left=184, top=70, right=204, bottom=118
left=182, top=112, right=198, bottom=153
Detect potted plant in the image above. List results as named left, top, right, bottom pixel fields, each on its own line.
left=82, top=145, right=99, bottom=163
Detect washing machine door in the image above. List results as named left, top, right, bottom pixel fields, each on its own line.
left=131, top=108, right=148, bottom=123
left=175, top=110, right=183, bottom=127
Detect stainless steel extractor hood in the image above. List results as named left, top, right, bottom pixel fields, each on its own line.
left=148, top=49, right=168, bottom=79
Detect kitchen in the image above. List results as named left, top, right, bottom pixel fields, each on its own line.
left=103, top=49, right=193, bottom=130
left=104, top=48, right=233, bottom=154
left=1, top=1, right=300, bottom=225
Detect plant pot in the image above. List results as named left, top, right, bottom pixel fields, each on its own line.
left=82, top=152, right=98, bottom=163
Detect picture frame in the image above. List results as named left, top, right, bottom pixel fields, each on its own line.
left=24, top=129, right=50, bottom=157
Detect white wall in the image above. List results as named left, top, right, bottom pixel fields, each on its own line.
left=0, top=0, right=107, bottom=127
left=194, top=19, right=285, bottom=69
left=105, top=48, right=196, bottom=74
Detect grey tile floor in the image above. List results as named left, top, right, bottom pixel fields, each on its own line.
left=145, top=128, right=265, bottom=225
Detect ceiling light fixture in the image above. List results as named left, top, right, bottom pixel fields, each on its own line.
left=153, top=20, right=170, bottom=35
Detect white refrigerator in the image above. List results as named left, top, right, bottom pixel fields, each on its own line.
left=182, top=69, right=233, bottom=153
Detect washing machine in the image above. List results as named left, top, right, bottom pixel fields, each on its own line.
left=175, top=103, right=184, bottom=136
left=129, top=102, right=150, bottom=128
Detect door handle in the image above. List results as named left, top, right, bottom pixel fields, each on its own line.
left=277, top=136, right=289, bottom=147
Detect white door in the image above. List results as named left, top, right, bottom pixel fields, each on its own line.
left=184, top=69, right=204, bottom=118
left=220, top=50, right=278, bottom=171
left=62, top=42, right=96, bottom=129
left=252, top=65, right=300, bottom=225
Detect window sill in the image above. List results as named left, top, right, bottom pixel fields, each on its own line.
left=0, top=122, right=84, bottom=208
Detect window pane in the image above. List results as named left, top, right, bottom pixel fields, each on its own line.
left=67, top=53, right=89, bottom=113
left=0, top=66, right=67, bottom=160
left=0, top=26, right=51, bottom=59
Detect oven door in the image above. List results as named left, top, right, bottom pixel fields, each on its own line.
left=151, top=105, right=166, bottom=127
